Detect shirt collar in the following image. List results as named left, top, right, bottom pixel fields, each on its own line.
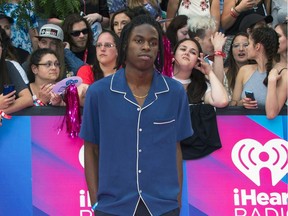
left=110, top=68, right=169, bottom=95
left=110, top=68, right=170, bottom=107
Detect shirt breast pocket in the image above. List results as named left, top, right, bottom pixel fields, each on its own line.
left=153, top=119, right=175, bottom=125
left=152, top=119, right=176, bottom=144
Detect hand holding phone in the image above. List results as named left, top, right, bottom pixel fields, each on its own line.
left=3, top=84, right=15, bottom=96
left=245, top=90, right=255, bottom=101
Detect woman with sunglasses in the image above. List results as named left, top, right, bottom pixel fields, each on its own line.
left=77, top=30, right=120, bottom=106
left=27, top=48, right=64, bottom=106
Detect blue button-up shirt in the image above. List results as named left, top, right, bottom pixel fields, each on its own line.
left=80, top=68, right=192, bottom=215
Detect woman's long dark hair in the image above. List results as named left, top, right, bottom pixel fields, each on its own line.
left=92, top=29, right=120, bottom=81
left=0, top=27, right=12, bottom=93
left=62, top=13, right=93, bottom=48
left=274, top=21, right=287, bottom=62
left=110, top=9, right=134, bottom=34
left=166, top=15, right=188, bottom=50
left=224, top=32, right=249, bottom=91
left=249, top=27, right=279, bottom=86
left=173, top=38, right=208, bottom=103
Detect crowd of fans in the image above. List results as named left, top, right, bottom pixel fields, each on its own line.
left=0, top=0, right=287, bottom=125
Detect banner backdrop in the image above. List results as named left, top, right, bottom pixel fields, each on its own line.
left=0, top=115, right=287, bottom=216
left=185, top=115, right=288, bottom=216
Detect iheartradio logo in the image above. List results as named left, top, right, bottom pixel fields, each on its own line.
left=231, top=139, right=288, bottom=186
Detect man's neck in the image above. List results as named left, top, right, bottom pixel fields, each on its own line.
left=71, top=46, right=86, bottom=53
left=125, top=66, right=154, bottom=87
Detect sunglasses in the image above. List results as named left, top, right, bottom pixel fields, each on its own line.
left=70, top=28, right=89, bottom=37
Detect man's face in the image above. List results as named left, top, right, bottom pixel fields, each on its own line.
left=0, top=18, right=11, bottom=37
left=125, top=24, right=159, bottom=71
left=197, top=29, right=215, bottom=56
left=38, top=37, right=58, bottom=51
left=70, top=21, right=88, bottom=50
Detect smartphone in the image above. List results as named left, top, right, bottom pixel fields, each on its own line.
left=203, top=55, right=210, bottom=64
left=3, top=84, right=15, bottom=96
left=158, top=18, right=173, bottom=23
left=245, top=90, right=255, bottom=101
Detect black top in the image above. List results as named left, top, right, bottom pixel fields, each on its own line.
left=15, top=47, right=29, bottom=64
left=74, top=44, right=96, bottom=65
left=225, top=3, right=267, bottom=36
left=80, top=0, right=109, bottom=18
left=5, top=61, right=27, bottom=95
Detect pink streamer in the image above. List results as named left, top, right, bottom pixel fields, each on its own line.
left=162, top=35, right=173, bottom=78
left=63, top=84, right=81, bottom=138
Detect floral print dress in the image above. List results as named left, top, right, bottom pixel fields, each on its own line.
left=177, top=0, right=211, bottom=17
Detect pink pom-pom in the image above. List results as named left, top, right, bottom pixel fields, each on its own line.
left=64, top=84, right=81, bottom=138
left=162, top=35, right=173, bottom=78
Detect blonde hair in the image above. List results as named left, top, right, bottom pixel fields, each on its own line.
left=188, top=16, right=216, bottom=32
left=188, top=16, right=216, bottom=39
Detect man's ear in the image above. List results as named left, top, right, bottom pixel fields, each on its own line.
left=194, top=36, right=200, bottom=42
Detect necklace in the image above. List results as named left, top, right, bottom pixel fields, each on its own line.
left=172, top=76, right=191, bottom=85
left=133, top=93, right=148, bottom=99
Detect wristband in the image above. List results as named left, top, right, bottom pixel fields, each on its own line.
left=214, top=51, right=226, bottom=58
left=0, top=110, right=12, bottom=120
left=234, top=6, right=241, bottom=14
left=32, top=95, right=46, bottom=106
left=91, top=202, right=98, bottom=211
left=230, top=7, right=239, bottom=19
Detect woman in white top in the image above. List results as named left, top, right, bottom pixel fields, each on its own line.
left=166, top=0, right=220, bottom=30
left=173, top=38, right=228, bottom=107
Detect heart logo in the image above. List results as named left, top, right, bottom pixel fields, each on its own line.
left=231, top=139, right=288, bottom=186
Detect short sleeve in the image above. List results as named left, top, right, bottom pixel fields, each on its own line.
left=77, top=65, right=94, bottom=85
left=5, top=61, right=28, bottom=95
left=79, top=84, right=100, bottom=144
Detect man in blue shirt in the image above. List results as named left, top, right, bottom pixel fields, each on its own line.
left=80, top=15, right=192, bottom=216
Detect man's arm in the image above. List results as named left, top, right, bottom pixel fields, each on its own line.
left=84, top=141, right=99, bottom=206
left=29, top=28, right=38, bottom=52
left=176, top=142, right=183, bottom=208
left=211, top=32, right=227, bottom=83
left=166, top=0, right=180, bottom=28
